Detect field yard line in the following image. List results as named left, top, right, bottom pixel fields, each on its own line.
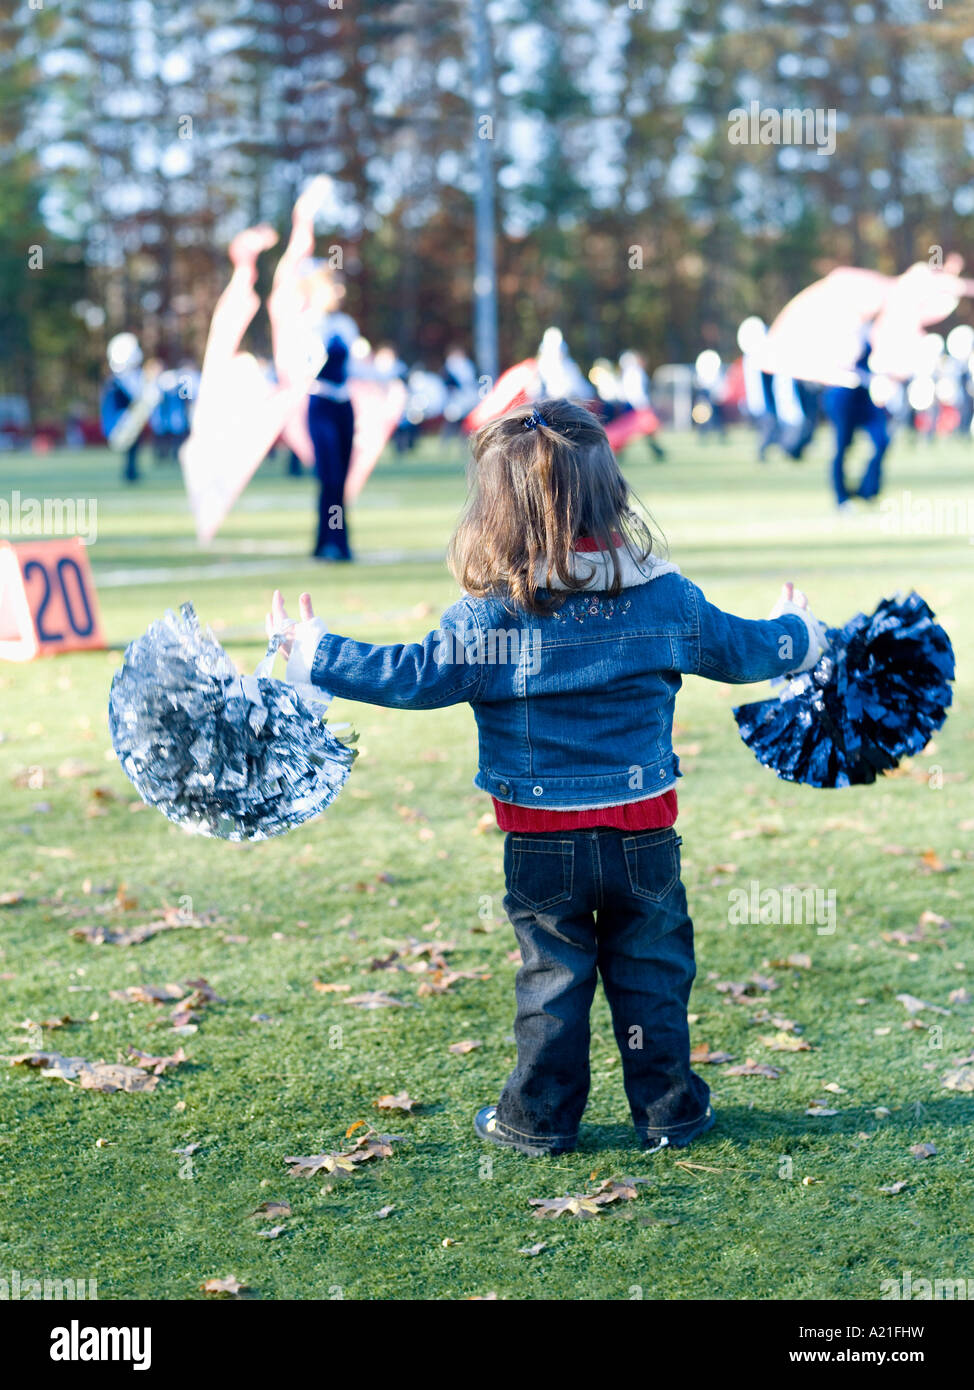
left=93, top=549, right=447, bottom=586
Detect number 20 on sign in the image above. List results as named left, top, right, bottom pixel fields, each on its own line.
left=0, top=538, right=106, bottom=661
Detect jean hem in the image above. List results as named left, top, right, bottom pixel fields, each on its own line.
left=493, top=1118, right=578, bottom=1147
left=635, top=1105, right=712, bottom=1138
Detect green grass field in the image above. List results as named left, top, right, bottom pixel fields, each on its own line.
left=1, top=427, right=971, bottom=1301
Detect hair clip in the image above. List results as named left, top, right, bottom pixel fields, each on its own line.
left=522, top=407, right=548, bottom=431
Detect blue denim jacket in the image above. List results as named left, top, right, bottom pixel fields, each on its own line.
left=309, top=556, right=810, bottom=810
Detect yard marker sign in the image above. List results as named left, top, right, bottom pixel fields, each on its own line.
left=0, top=538, right=105, bottom=661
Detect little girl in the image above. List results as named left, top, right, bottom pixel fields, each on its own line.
left=270, top=398, right=827, bottom=1156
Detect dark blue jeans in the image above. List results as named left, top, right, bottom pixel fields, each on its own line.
left=823, top=384, right=890, bottom=504
left=495, top=826, right=711, bottom=1150
left=308, top=396, right=355, bottom=557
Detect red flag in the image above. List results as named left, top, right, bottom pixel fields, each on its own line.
left=604, top=408, right=661, bottom=452
left=345, top=377, right=408, bottom=501
left=462, top=358, right=540, bottom=433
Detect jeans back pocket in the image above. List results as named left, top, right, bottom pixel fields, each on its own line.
left=622, top=829, right=682, bottom=902
left=507, top=837, right=574, bottom=912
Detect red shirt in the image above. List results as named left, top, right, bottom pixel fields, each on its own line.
left=491, top=533, right=678, bottom=833
left=492, top=789, right=677, bottom=832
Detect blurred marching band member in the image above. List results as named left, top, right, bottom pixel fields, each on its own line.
left=597, top=350, right=666, bottom=460
left=151, top=362, right=198, bottom=463
left=100, top=333, right=161, bottom=483
left=298, top=260, right=360, bottom=562
left=442, top=346, right=480, bottom=437
left=537, top=326, right=590, bottom=399
left=822, top=334, right=891, bottom=508
left=760, top=254, right=974, bottom=506
left=692, top=349, right=730, bottom=437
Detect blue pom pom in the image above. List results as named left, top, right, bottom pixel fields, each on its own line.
left=733, top=592, right=955, bottom=788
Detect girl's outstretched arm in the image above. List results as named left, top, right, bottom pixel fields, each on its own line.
left=268, top=590, right=487, bottom=711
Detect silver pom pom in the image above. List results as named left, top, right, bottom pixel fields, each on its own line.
left=109, top=603, right=355, bottom=840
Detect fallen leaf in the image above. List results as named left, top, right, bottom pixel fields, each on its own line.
left=448, top=1039, right=482, bottom=1055
left=529, top=1194, right=604, bottom=1219
left=759, top=1031, right=811, bottom=1052
left=941, top=1064, right=974, bottom=1093
left=200, top=1276, right=246, bottom=1297
left=805, top=1105, right=839, bottom=1117
left=896, top=993, right=951, bottom=1017
left=879, top=1181, right=909, bottom=1194
left=726, top=1058, right=782, bottom=1078
left=126, top=1045, right=188, bottom=1075
left=251, top=1199, right=291, bottom=1219
left=9, top=1050, right=161, bottom=1092
left=0, top=891, right=24, bottom=908
left=375, top=1091, right=418, bottom=1113
left=284, top=1129, right=405, bottom=1176
left=518, top=1242, right=547, bottom=1257
left=255, top=1225, right=286, bottom=1239
left=910, top=1142, right=937, bottom=1159
left=376, top=1205, right=395, bottom=1219
left=689, top=1044, right=734, bottom=1065
left=343, top=991, right=411, bottom=1009
left=109, top=983, right=186, bottom=1005
left=312, top=979, right=351, bottom=993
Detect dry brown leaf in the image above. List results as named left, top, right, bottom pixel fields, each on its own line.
left=343, top=991, right=411, bottom=1009
left=759, top=1031, right=811, bottom=1052
left=127, top=1045, right=188, bottom=1075
left=251, top=1199, right=291, bottom=1219
left=896, top=992, right=951, bottom=1017
left=529, top=1194, right=604, bottom=1219
left=375, top=1091, right=418, bottom=1113
left=448, top=1039, right=482, bottom=1055
left=109, top=983, right=186, bottom=1005
left=10, top=1050, right=161, bottom=1092
left=689, top=1044, right=735, bottom=1065
left=879, top=1180, right=910, bottom=1195
left=941, top=1063, right=974, bottom=1092
left=79, top=1063, right=161, bottom=1093
left=312, top=979, right=351, bottom=993
left=910, top=1142, right=937, bottom=1159
left=200, top=1276, right=246, bottom=1297
left=284, top=1129, right=405, bottom=1176
left=726, top=1058, right=781, bottom=1078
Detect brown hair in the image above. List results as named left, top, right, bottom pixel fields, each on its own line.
left=448, top=397, right=659, bottom=615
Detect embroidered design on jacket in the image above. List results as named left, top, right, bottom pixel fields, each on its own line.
left=552, top=596, right=632, bottom=624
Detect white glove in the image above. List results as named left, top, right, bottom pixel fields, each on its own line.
left=769, top=583, right=829, bottom=674
left=284, top=616, right=329, bottom=685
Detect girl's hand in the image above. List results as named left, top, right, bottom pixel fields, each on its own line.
left=266, top=590, right=327, bottom=684
left=769, top=581, right=829, bottom=672
left=266, top=589, right=315, bottom=656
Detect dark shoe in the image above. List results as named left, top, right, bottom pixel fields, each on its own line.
left=474, top=1105, right=574, bottom=1157
left=312, top=543, right=354, bottom=562
left=640, top=1105, right=715, bottom=1153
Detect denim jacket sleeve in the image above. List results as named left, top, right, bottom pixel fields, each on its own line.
left=308, top=597, right=487, bottom=709
left=681, top=579, right=810, bottom=683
